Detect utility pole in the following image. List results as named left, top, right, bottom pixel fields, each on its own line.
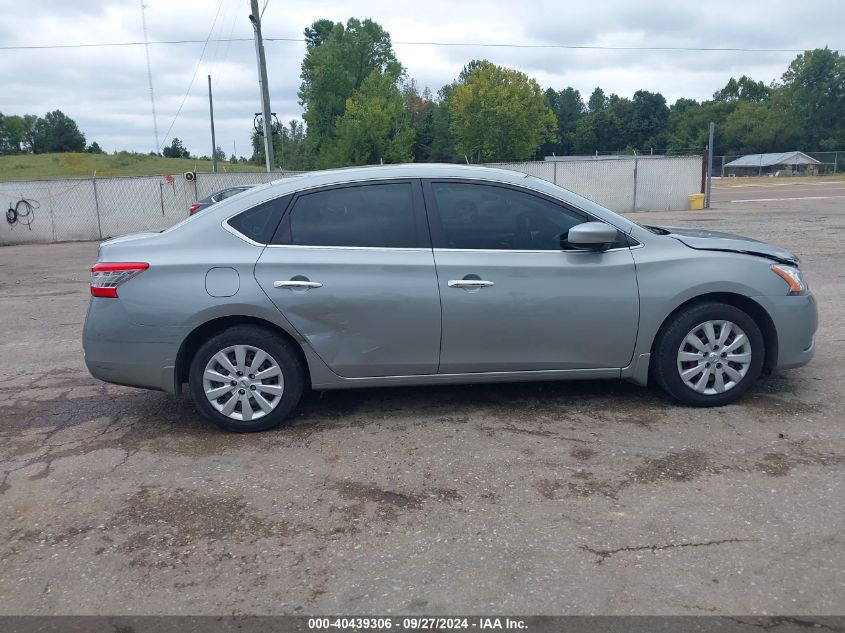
left=705, top=121, right=715, bottom=209
left=208, top=75, right=218, bottom=173
left=249, top=0, right=274, bottom=173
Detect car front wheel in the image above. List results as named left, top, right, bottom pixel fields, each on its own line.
left=653, top=302, right=764, bottom=407
left=188, top=325, right=304, bottom=432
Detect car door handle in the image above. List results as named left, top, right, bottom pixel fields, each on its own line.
left=273, top=280, right=323, bottom=290
left=447, top=279, right=495, bottom=289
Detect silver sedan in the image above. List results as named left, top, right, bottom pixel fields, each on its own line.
left=83, top=164, right=817, bottom=432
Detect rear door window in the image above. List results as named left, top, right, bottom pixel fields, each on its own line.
left=274, top=182, right=421, bottom=248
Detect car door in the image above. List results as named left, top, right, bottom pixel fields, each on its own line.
left=254, top=179, right=441, bottom=378
left=423, top=179, right=640, bottom=373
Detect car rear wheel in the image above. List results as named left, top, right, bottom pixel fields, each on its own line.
left=188, top=325, right=304, bottom=432
left=653, top=302, right=764, bottom=407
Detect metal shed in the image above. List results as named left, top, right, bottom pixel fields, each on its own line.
left=724, top=151, right=822, bottom=177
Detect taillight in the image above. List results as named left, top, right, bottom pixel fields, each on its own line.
left=188, top=203, right=201, bottom=215
left=90, top=262, right=149, bottom=298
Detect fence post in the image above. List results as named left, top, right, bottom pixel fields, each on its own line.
left=92, top=175, right=103, bottom=240
left=632, top=156, right=639, bottom=212
left=553, top=160, right=558, bottom=185
left=705, top=122, right=714, bottom=209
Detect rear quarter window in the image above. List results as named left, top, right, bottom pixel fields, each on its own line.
left=226, top=195, right=291, bottom=244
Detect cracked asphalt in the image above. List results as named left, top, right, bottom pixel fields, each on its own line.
left=1, top=184, right=843, bottom=615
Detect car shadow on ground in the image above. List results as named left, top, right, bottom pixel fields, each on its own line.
left=4, top=368, right=811, bottom=446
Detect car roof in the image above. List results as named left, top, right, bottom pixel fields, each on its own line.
left=266, top=163, right=530, bottom=191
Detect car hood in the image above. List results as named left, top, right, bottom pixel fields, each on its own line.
left=660, top=226, right=799, bottom=265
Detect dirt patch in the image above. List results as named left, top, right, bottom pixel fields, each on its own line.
left=333, top=481, right=424, bottom=510
left=116, top=487, right=290, bottom=552
left=742, top=395, right=822, bottom=417
left=534, top=478, right=564, bottom=500
left=430, top=488, right=462, bottom=502
left=628, top=450, right=717, bottom=484
left=567, top=473, right=619, bottom=499
left=755, top=452, right=794, bottom=477
left=571, top=447, right=597, bottom=460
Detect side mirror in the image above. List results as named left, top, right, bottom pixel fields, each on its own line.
left=567, top=222, right=618, bottom=251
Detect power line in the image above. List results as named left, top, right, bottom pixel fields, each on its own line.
left=212, top=0, right=241, bottom=82
left=0, top=37, right=838, bottom=53
left=157, top=0, right=225, bottom=151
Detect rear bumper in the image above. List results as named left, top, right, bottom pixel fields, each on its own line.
left=757, top=292, right=818, bottom=371
left=82, top=298, right=185, bottom=393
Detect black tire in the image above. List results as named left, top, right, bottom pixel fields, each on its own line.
left=652, top=302, right=764, bottom=407
left=188, top=325, right=304, bottom=432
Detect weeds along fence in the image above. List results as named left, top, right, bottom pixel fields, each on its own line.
left=0, top=156, right=703, bottom=246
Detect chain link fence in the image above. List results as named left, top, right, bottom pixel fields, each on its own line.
left=0, top=171, right=295, bottom=245
left=1, top=155, right=703, bottom=246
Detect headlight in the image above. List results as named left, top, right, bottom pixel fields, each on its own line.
left=771, top=264, right=807, bottom=295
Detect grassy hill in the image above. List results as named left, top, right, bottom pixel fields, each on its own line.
left=0, top=152, right=267, bottom=181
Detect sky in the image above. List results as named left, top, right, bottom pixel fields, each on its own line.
left=1, top=0, right=842, bottom=158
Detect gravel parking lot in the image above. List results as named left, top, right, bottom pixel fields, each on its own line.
left=1, top=180, right=843, bottom=615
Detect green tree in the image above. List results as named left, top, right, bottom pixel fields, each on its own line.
left=629, top=90, right=670, bottom=150
left=587, top=87, right=608, bottom=113
left=540, top=87, right=585, bottom=156
left=162, top=137, right=190, bottom=158
left=303, top=18, right=335, bottom=47
left=448, top=60, right=556, bottom=162
left=251, top=119, right=312, bottom=170
left=573, top=108, right=622, bottom=153
left=713, top=75, right=771, bottom=103
left=0, top=113, right=40, bottom=153
left=320, top=70, right=414, bottom=167
left=779, top=47, right=845, bottom=149
left=402, top=79, right=434, bottom=161
left=213, top=145, right=226, bottom=162
left=299, top=17, right=403, bottom=156
left=666, top=98, right=705, bottom=151
left=276, top=119, right=310, bottom=170
left=426, top=85, right=459, bottom=162
left=0, top=113, right=8, bottom=154
left=31, top=110, right=85, bottom=153
left=86, top=141, right=104, bottom=154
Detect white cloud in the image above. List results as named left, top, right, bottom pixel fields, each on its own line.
left=0, top=0, right=841, bottom=157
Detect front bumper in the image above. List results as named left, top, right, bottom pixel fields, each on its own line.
left=757, top=292, right=818, bottom=371
left=82, top=298, right=185, bottom=393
